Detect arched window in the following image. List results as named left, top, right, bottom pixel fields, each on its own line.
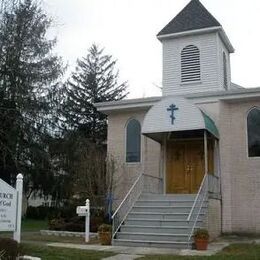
left=223, top=52, right=228, bottom=89
left=247, top=108, right=260, bottom=157
left=126, top=119, right=141, bottom=163
left=181, top=45, right=200, bottom=83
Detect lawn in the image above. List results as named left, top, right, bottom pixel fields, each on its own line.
left=2, top=218, right=98, bottom=244
left=21, top=243, right=115, bottom=260
left=9, top=219, right=260, bottom=259
left=139, top=243, right=260, bottom=259
left=22, top=218, right=48, bottom=232
left=20, top=243, right=260, bottom=260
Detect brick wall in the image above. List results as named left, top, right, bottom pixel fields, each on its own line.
left=219, top=99, right=260, bottom=234
left=107, top=109, right=161, bottom=207
left=207, top=199, right=222, bottom=240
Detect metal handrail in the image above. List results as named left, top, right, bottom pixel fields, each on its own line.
left=188, top=183, right=208, bottom=242
left=111, top=172, right=144, bottom=237
left=143, top=174, right=162, bottom=180
left=111, top=172, right=143, bottom=219
left=186, top=174, right=208, bottom=246
left=187, top=173, right=208, bottom=222
left=143, top=174, right=163, bottom=194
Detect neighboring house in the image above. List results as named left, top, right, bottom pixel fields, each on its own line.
left=95, top=0, right=260, bottom=248
left=28, top=191, right=54, bottom=207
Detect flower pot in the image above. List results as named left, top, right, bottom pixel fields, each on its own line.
left=195, top=238, right=208, bottom=250
left=99, top=231, right=112, bottom=245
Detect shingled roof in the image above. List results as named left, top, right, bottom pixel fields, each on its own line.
left=157, top=0, right=221, bottom=36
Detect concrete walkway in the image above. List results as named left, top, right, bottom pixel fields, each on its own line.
left=47, top=241, right=230, bottom=259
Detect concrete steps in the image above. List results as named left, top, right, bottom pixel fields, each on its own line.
left=112, top=193, right=207, bottom=249
left=125, top=219, right=204, bottom=227
left=120, top=225, right=190, bottom=234
left=113, top=239, right=192, bottom=249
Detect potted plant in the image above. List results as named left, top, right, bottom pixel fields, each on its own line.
left=193, top=228, right=209, bottom=250
left=98, top=224, right=112, bottom=245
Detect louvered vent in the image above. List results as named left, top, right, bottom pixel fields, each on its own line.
left=181, top=45, right=200, bottom=83
left=223, top=52, right=228, bottom=89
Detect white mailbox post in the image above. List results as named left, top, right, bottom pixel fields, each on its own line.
left=76, top=199, right=90, bottom=243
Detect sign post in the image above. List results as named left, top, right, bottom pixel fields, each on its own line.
left=0, top=174, right=23, bottom=243
left=76, top=199, right=90, bottom=243
left=13, top=174, right=23, bottom=243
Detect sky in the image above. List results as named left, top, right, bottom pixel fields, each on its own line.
left=44, top=0, right=260, bottom=98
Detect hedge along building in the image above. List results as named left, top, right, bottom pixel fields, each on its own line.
left=95, top=0, right=260, bottom=248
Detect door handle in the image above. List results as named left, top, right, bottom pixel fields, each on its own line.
left=186, top=164, right=191, bottom=174
left=186, top=164, right=193, bottom=174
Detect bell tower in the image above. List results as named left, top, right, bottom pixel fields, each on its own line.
left=157, top=0, right=234, bottom=96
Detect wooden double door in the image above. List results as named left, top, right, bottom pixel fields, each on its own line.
left=166, top=140, right=214, bottom=194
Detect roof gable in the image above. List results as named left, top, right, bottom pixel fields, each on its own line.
left=157, top=0, right=221, bottom=36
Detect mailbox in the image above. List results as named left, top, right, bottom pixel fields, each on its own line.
left=76, top=199, right=90, bottom=243
left=76, top=206, right=89, bottom=216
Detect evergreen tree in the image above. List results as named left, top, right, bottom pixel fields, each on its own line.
left=61, top=44, right=128, bottom=143
left=0, top=0, right=64, bottom=197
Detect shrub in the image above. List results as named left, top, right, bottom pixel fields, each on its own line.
left=193, top=228, right=209, bottom=240
left=64, top=222, right=84, bottom=232
left=90, top=215, right=104, bottom=232
left=48, top=218, right=66, bottom=231
left=48, top=217, right=85, bottom=232
left=48, top=207, right=107, bottom=232
left=98, top=224, right=112, bottom=233
left=0, top=238, right=19, bottom=259
left=26, top=206, right=51, bottom=219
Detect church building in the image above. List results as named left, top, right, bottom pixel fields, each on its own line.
left=95, top=0, right=260, bottom=248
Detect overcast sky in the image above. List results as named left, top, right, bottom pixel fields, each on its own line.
left=44, top=0, right=260, bottom=98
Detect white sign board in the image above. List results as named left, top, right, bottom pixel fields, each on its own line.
left=0, top=179, right=17, bottom=231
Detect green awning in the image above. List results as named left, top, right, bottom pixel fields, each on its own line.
left=201, top=110, right=219, bottom=138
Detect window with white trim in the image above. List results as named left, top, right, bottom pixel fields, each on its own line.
left=181, top=45, right=201, bottom=83
left=126, top=119, right=141, bottom=163
left=247, top=107, right=260, bottom=157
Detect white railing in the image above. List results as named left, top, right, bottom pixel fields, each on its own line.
left=143, top=174, right=163, bottom=194
left=187, top=174, right=208, bottom=243
left=111, top=172, right=144, bottom=238
left=111, top=173, right=163, bottom=238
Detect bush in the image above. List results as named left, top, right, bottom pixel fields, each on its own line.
left=48, top=207, right=107, bottom=232
left=193, top=228, right=209, bottom=240
left=48, top=218, right=66, bottom=231
left=0, top=238, right=19, bottom=259
left=49, top=217, right=85, bottom=232
left=26, top=206, right=51, bottom=219
left=98, top=224, right=112, bottom=233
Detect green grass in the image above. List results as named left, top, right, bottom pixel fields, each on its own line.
left=21, top=232, right=98, bottom=244
left=21, top=218, right=48, bottom=232
left=19, top=243, right=260, bottom=260
left=2, top=218, right=98, bottom=244
left=138, top=243, right=260, bottom=259
left=21, top=243, right=115, bottom=260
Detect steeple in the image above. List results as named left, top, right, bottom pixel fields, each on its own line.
left=158, top=0, right=221, bottom=36
left=158, top=0, right=234, bottom=96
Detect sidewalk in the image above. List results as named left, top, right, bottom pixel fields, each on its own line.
left=47, top=241, right=230, bottom=259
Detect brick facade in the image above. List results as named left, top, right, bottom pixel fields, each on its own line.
left=106, top=96, right=260, bottom=235
left=219, top=99, right=260, bottom=234
left=107, top=110, right=161, bottom=207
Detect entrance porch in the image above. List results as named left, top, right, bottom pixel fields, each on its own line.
left=111, top=97, right=221, bottom=248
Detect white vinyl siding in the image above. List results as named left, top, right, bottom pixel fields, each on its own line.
left=216, top=34, right=231, bottom=90
left=162, top=33, right=220, bottom=96
left=181, top=45, right=200, bottom=83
